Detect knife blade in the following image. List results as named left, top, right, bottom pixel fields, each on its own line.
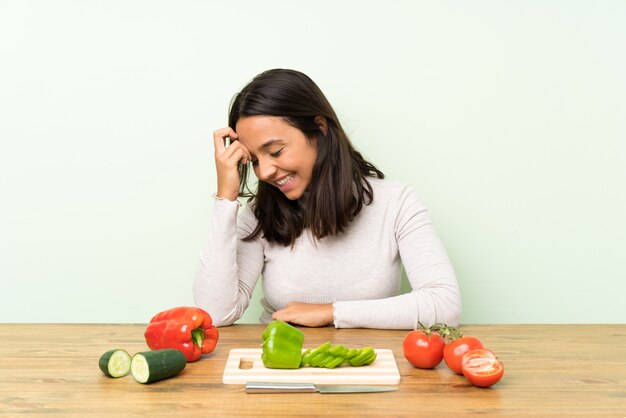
left=245, top=381, right=397, bottom=394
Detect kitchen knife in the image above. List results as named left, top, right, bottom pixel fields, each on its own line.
left=245, top=381, right=397, bottom=394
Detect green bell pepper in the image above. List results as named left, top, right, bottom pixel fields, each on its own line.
left=261, top=321, right=305, bottom=369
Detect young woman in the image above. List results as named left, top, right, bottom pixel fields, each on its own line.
left=193, top=69, right=461, bottom=329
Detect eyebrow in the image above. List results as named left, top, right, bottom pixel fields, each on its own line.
left=259, top=139, right=284, bottom=150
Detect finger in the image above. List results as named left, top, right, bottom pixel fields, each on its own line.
left=222, top=140, right=253, bottom=165
left=225, top=140, right=252, bottom=164
left=237, top=141, right=253, bottom=163
left=213, top=127, right=238, bottom=154
left=272, top=308, right=290, bottom=321
left=220, top=140, right=246, bottom=163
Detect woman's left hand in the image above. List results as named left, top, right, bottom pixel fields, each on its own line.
left=272, top=302, right=334, bottom=327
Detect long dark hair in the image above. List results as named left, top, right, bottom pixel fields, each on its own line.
left=229, top=69, right=384, bottom=246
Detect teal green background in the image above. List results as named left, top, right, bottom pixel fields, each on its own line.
left=1, top=1, right=624, bottom=324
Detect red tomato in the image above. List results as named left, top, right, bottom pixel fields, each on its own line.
left=443, top=336, right=484, bottom=374
left=402, top=330, right=445, bottom=369
left=461, top=348, right=504, bottom=387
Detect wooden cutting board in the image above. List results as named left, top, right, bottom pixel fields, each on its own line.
left=222, top=348, right=401, bottom=385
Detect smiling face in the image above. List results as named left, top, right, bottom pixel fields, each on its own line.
left=236, top=116, right=318, bottom=200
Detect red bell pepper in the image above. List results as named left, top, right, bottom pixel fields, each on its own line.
left=144, top=306, right=219, bottom=362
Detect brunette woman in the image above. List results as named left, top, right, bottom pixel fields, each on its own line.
left=193, top=69, right=461, bottom=329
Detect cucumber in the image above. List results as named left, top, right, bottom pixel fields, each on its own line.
left=99, top=349, right=131, bottom=378
left=130, top=349, right=187, bottom=384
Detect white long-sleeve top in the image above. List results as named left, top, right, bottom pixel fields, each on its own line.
left=193, top=178, right=461, bottom=329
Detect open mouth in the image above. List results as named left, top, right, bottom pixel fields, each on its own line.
left=277, top=173, right=294, bottom=187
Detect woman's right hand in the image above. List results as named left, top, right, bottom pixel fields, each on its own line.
left=213, top=127, right=252, bottom=201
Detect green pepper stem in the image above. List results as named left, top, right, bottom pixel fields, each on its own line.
left=192, top=327, right=204, bottom=348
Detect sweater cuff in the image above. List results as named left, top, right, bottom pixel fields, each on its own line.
left=212, top=193, right=241, bottom=207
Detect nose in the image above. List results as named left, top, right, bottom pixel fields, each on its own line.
left=254, top=157, right=277, bottom=182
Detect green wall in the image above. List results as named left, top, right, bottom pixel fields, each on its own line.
left=1, top=1, right=624, bottom=324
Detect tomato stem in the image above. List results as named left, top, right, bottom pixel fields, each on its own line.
left=419, top=322, right=462, bottom=343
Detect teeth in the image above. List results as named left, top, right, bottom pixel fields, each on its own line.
left=277, top=174, right=294, bottom=186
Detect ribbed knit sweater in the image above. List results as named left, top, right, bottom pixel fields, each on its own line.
left=193, top=178, right=461, bottom=329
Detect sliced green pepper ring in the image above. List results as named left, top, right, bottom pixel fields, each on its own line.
left=329, top=345, right=348, bottom=357
left=325, top=356, right=346, bottom=369
left=350, top=348, right=376, bottom=366
left=302, top=341, right=331, bottom=364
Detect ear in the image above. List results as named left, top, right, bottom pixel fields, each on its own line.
left=314, top=116, right=328, bottom=136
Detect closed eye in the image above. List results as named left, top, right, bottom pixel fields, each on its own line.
left=270, top=147, right=284, bottom=157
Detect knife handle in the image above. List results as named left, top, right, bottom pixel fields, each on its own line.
left=245, top=382, right=318, bottom=393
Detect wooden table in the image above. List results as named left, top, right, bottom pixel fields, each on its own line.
left=0, top=324, right=624, bottom=417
